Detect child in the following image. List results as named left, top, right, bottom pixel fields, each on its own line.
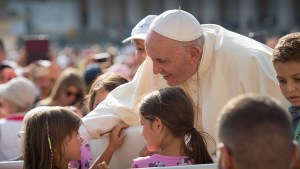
left=272, top=32, right=300, bottom=148
left=122, top=15, right=157, bottom=65
left=22, top=106, right=127, bottom=169
left=23, top=106, right=82, bottom=169
left=70, top=73, right=128, bottom=169
left=85, top=72, right=128, bottom=111
left=132, top=87, right=213, bottom=168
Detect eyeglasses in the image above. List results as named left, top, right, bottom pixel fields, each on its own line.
left=65, top=90, right=81, bottom=98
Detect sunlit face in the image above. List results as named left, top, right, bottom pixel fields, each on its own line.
left=273, top=61, right=300, bottom=107
left=133, top=39, right=147, bottom=65
left=60, top=85, right=80, bottom=106
left=145, top=31, right=199, bottom=86
left=34, top=76, right=53, bottom=90
left=139, top=116, right=160, bottom=152
left=93, top=90, right=109, bottom=110
left=62, top=130, right=83, bottom=162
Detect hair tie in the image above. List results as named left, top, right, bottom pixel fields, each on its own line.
left=189, top=128, right=196, bottom=133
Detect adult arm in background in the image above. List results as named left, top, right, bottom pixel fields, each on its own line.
left=79, top=57, right=168, bottom=142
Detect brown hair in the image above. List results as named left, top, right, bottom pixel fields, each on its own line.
left=23, top=106, right=82, bottom=169
left=272, top=32, right=300, bottom=63
left=0, top=38, right=4, bottom=51
left=139, top=87, right=213, bottom=164
left=218, top=94, right=293, bottom=169
left=84, top=73, right=128, bottom=111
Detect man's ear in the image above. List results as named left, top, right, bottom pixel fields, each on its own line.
left=189, top=45, right=201, bottom=65
left=290, top=140, right=299, bottom=169
left=218, top=143, right=232, bottom=169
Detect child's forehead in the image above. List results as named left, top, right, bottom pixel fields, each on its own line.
left=139, top=115, right=145, bottom=121
left=274, top=61, right=300, bottom=75
left=274, top=60, right=300, bottom=67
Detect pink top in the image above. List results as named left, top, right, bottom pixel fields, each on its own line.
left=131, top=154, right=193, bottom=168
left=69, top=143, right=93, bottom=169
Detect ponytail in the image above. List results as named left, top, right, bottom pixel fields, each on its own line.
left=185, top=129, right=214, bottom=164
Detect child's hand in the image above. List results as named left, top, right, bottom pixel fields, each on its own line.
left=96, top=161, right=110, bottom=169
left=107, top=123, right=129, bottom=151
left=91, top=124, right=129, bottom=167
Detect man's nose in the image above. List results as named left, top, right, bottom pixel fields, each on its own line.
left=152, top=64, right=161, bottom=74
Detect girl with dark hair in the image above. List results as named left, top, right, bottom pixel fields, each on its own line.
left=132, top=87, right=213, bottom=168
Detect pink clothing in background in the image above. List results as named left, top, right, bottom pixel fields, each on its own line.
left=131, top=154, right=193, bottom=168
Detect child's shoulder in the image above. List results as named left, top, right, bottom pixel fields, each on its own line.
left=132, top=155, right=152, bottom=168
left=132, top=154, right=192, bottom=168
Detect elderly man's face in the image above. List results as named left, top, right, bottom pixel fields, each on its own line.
left=145, top=31, right=199, bottom=86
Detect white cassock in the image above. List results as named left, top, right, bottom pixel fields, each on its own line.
left=79, top=24, right=289, bottom=153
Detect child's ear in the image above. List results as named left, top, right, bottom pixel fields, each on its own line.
left=154, top=117, right=163, bottom=133
left=290, top=140, right=299, bottom=169
left=218, top=143, right=232, bottom=169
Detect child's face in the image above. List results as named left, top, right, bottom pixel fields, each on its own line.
left=133, top=39, right=147, bottom=65
left=93, top=90, right=109, bottom=110
left=139, top=116, right=161, bottom=152
left=63, top=130, right=83, bottom=162
left=273, top=61, right=300, bottom=107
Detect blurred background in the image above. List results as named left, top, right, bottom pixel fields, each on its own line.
left=0, top=0, right=299, bottom=63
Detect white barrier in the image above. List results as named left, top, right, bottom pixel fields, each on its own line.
left=0, top=160, right=23, bottom=169
left=0, top=126, right=217, bottom=169
left=140, top=163, right=218, bottom=169
left=89, top=126, right=218, bottom=169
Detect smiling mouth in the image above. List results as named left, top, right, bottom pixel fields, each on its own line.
left=288, top=96, right=300, bottom=101
left=162, top=74, right=170, bottom=79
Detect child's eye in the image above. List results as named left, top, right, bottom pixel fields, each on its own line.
left=277, top=79, right=286, bottom=84
left=136, top=47, right=145, bottom=52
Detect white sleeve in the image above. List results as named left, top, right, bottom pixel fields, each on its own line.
left=79, top=57, right=168, bottom=142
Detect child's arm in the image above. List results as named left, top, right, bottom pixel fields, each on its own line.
left=91, top=161, right=110, bottom=169
left=90, top=124, right=129, bottom=169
